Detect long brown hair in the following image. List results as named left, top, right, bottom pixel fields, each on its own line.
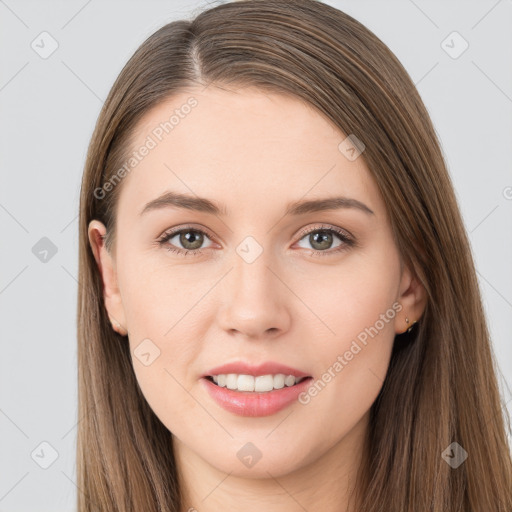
left=77, top=1, right=512, bottom=510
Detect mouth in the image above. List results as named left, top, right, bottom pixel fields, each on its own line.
left=203, top=374, right=313, bottom=393
left=201, top=373, right=314, bottom=417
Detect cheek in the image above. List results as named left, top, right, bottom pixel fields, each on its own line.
left=118, top=250, right=204, bottom=339
left=292, top=255, right=399, bottom=436
left=124, top=302, right=204, bottom=437
left=116, top=255, right=208, bottom=424
left=292, top=249, right=400, bottom=353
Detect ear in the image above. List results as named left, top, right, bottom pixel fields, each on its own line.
left=395, top=262, right=427, bottom=335
left=88, top=220, right=128, bottom=336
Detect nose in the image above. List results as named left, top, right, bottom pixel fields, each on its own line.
left=216, top=250, right=292, bottom=340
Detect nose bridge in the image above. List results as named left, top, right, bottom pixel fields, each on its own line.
left=231, top=236, right=278, bottom=306
left=216, top=236, right=290, bottom=337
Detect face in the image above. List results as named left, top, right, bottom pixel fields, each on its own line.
left=89, top=85, right=425, bottom=479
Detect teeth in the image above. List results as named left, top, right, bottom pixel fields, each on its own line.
left=210, top=373, right=306, bottom=392
left=226, top=374, right=238, bottom=390
left=273, top=374, right=285, bottom=389
left=255, top=375, right=273, bottom=392
left=284, top=375, right=296, bottom=387
left=238, top=374, right=255, bottom=392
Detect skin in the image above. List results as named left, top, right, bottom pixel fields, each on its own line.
left=89, top=85, right=427, bottom=512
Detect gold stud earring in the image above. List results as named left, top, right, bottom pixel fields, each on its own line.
left=109, top=317, right=127, bottom=336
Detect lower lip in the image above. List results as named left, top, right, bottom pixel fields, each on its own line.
left=201, top=376, right=313, bottom=417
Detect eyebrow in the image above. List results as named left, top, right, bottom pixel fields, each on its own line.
left=140, top=191, right=374, bottom=217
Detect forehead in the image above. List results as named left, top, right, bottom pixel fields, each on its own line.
left=117, top=85, right=386, bottom=219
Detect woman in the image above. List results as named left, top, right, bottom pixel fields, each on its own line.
left=77, top=0, right=512, bottom=510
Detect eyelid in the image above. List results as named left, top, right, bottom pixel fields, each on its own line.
left=295, top=223, right=354, bottom=241
left=157, top=223, right=217, bottom=243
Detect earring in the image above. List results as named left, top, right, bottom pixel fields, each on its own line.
left=404, top=317, right=417, bottom=334
left=109, top=317, right=127, bottom=336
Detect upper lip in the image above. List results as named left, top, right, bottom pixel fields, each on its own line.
left=203, top=361, right=311, bottom=378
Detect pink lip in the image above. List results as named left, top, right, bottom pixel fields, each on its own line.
left=201, top=375, right=313, bottom=417
left=203, top=361, right=310, bottom=379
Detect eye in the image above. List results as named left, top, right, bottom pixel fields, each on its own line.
left=157, top=225, right=214, bottom=256
left=294, top=224, right=355, bottom=256
left=156, top=223, right=356, bottom=257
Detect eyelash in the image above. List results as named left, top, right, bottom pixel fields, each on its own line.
left=156, top=223, right=356, bottom=257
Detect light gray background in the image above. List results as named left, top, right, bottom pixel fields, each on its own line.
left=1, top=0, right=511, bottom=510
